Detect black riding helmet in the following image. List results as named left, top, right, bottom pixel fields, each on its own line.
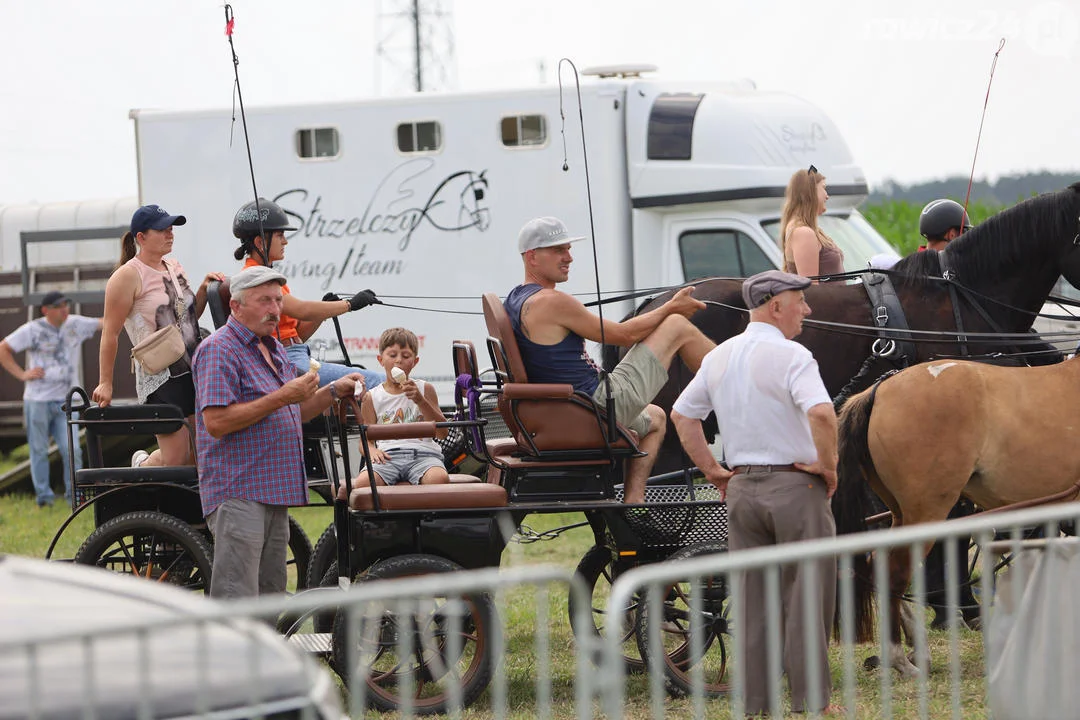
left=232, top=198, right=297, bottom=263
left=919, top=199, right=972, bottom=240
left=233, top=198, right=296, bottom=239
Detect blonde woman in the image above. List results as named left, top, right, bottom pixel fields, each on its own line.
left=780, top=165, right=843, bottom=279
left=93, top=205, right=224, bottom=467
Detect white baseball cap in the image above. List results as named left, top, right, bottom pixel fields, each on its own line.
left=517, top=216, right=586, bottom=253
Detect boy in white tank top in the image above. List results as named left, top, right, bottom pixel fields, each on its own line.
left=358, top=327, right=449, bottom=485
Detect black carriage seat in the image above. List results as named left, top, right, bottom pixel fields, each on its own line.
left=75, top=404, right=198, bottom=488
left=480, top=292, right=641, bottom=462
left=343, top=421, right=508, bottom=511
left=206, top=279, right=231, bottom=330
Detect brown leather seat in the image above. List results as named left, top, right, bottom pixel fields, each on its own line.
left=480, top=292, right=640, bottom=457
left=343, top=421, right=507, bottom=509
left=348, top=483, right=507, bottom=511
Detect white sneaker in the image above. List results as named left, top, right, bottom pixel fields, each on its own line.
left=131, top=450, right=151, bottom=468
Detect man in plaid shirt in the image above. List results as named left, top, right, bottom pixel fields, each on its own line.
left=194, top=265, right=364, bottom=599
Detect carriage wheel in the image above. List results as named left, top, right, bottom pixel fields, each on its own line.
left=570, top=545, right=644, bottom=672
left=306, top=523, right=337, bottom=592
left=299, top=525, right=341, bottom=634
left=635, top=540, right=731, bottom=698
left=286, top=515, right=312, bottom=593
left=273, top=516, right=315, bottom=634
left=74, top=511, right=213, bottom=593
left=329, top=554, right=496, bottom=715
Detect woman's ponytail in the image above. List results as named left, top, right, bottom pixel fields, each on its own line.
left=116, top=231, right=137, bottom=269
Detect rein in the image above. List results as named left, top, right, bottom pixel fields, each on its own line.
left=699, top=299, right=1075, bottom=347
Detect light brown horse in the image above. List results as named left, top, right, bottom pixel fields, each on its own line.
left=834, top=356, right=1080, bottom=675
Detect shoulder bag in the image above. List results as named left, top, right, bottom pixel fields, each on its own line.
left=130, top=262, right=189, bottom=375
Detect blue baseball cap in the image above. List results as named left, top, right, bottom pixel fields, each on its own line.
left=131, top=204, right=187, bottom=235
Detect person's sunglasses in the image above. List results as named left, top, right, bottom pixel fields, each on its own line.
left=808, top=164, right=818, bottom=175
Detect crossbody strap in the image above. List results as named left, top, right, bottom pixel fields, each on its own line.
left=161, top=260, right=188, bottom=329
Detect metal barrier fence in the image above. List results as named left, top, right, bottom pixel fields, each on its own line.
left=8, top=502, right=1080, bottom=719
left=1, top=560, right=597, bottom=720
left=600, top=501, right=1080, bottom=719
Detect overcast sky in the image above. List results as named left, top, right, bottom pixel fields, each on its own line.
left=1, top=0, right=1077, bottom=205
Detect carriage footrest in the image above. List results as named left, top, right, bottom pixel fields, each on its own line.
left=287, top=632, right=332, bottom=656
left=75, top=466, right=198, bottom=486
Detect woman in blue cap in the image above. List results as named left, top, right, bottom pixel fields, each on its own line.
left=93, top=204, right=225, bottom=467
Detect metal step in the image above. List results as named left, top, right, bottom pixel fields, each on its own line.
left=287, top=632, right=333, bottom=655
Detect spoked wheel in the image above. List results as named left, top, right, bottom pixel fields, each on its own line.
left=306, top=523, right=336, bottom=592
left=635, top=540, right=730, bottom=698
left=74, top=511, right=213, bottom=593
left=330, top=554, right=497, bottom=715
left=570, top=545, right=646, bottom=673
left=287, top=515, right=312, bottom=593
left=275, top=516, right=314, bottom=634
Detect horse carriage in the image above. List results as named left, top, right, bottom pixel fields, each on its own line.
left=281, top=292, right=733, bottom=713
left=45, top=283, right=735, bottom=714
left=43, top=182, right=1080, bottom=711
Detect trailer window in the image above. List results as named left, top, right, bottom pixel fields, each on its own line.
left=397, top=121, right=442, bottom=153
left=647, top=94, right=703, bottom=160
left=295, top=127, right=340, bottom=159
left=500, top=114, right=547, bottom=147
left=680, top=229, right=773, bottom=280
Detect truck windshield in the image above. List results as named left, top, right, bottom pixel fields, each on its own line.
left=761, top=211, right=899, bottom=272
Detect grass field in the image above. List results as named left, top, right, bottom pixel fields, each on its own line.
left=0, top=486, right=990, bottom=719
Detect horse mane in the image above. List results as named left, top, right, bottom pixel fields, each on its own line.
left=892, top=182, right=1080, bottom=283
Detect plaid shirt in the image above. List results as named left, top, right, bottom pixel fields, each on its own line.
left=193, top=316, right=308, bottom=516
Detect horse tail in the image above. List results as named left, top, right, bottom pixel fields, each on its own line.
left=833, top=378, right=886, bottom=643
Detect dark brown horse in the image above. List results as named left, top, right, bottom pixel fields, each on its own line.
left=609, top=183, right=1080, bottom=649
left=613, top=183, right=1080, bottom=472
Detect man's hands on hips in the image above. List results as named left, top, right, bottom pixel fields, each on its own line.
left=704, top=465, right=734, bottom=500
left=794, top=460, right=838, bottom=498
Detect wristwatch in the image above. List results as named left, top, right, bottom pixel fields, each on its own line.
left=328, top=383, right=341, bottom=401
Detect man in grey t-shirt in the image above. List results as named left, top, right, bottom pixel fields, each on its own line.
left=0, top=291, right=102, bottom=507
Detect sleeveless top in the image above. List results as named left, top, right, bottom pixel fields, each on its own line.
left=504, top=284, right=601, bottom=394
left=369, top=380, right=441, bottom=453
left=123, top=256, right=200, bottom=402
left=243, top=257, right=299, bottom=341
left=783, top=229, right=845, bottom=275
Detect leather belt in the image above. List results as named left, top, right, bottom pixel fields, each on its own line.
left=732, top=464, right=800, bottom=474
left=279, top=336, right=303, bottom=347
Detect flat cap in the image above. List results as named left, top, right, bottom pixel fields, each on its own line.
left=741, top=270, right=811, bottom=309
left=230, top=265, right=287, bottom=294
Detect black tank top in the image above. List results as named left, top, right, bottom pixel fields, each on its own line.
left=503, top=284, right=601, bottom=394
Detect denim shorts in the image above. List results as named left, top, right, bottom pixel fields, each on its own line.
left=372, top=448, right=445, bottom=485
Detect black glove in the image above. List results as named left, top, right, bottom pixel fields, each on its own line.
left=321, top=292, right=339, bottom=302
left=347, top=289, right=380, bottom=311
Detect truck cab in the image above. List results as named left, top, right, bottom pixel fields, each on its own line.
left=623, top=77, right=897, bottom=288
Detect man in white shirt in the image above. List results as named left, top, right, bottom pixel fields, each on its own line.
left=0, top=291, right=102, bottom=507
left=670, top=269, right=839, bottom=716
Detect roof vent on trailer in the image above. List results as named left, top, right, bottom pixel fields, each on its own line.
left=580, top=64, right=658, bottom=79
